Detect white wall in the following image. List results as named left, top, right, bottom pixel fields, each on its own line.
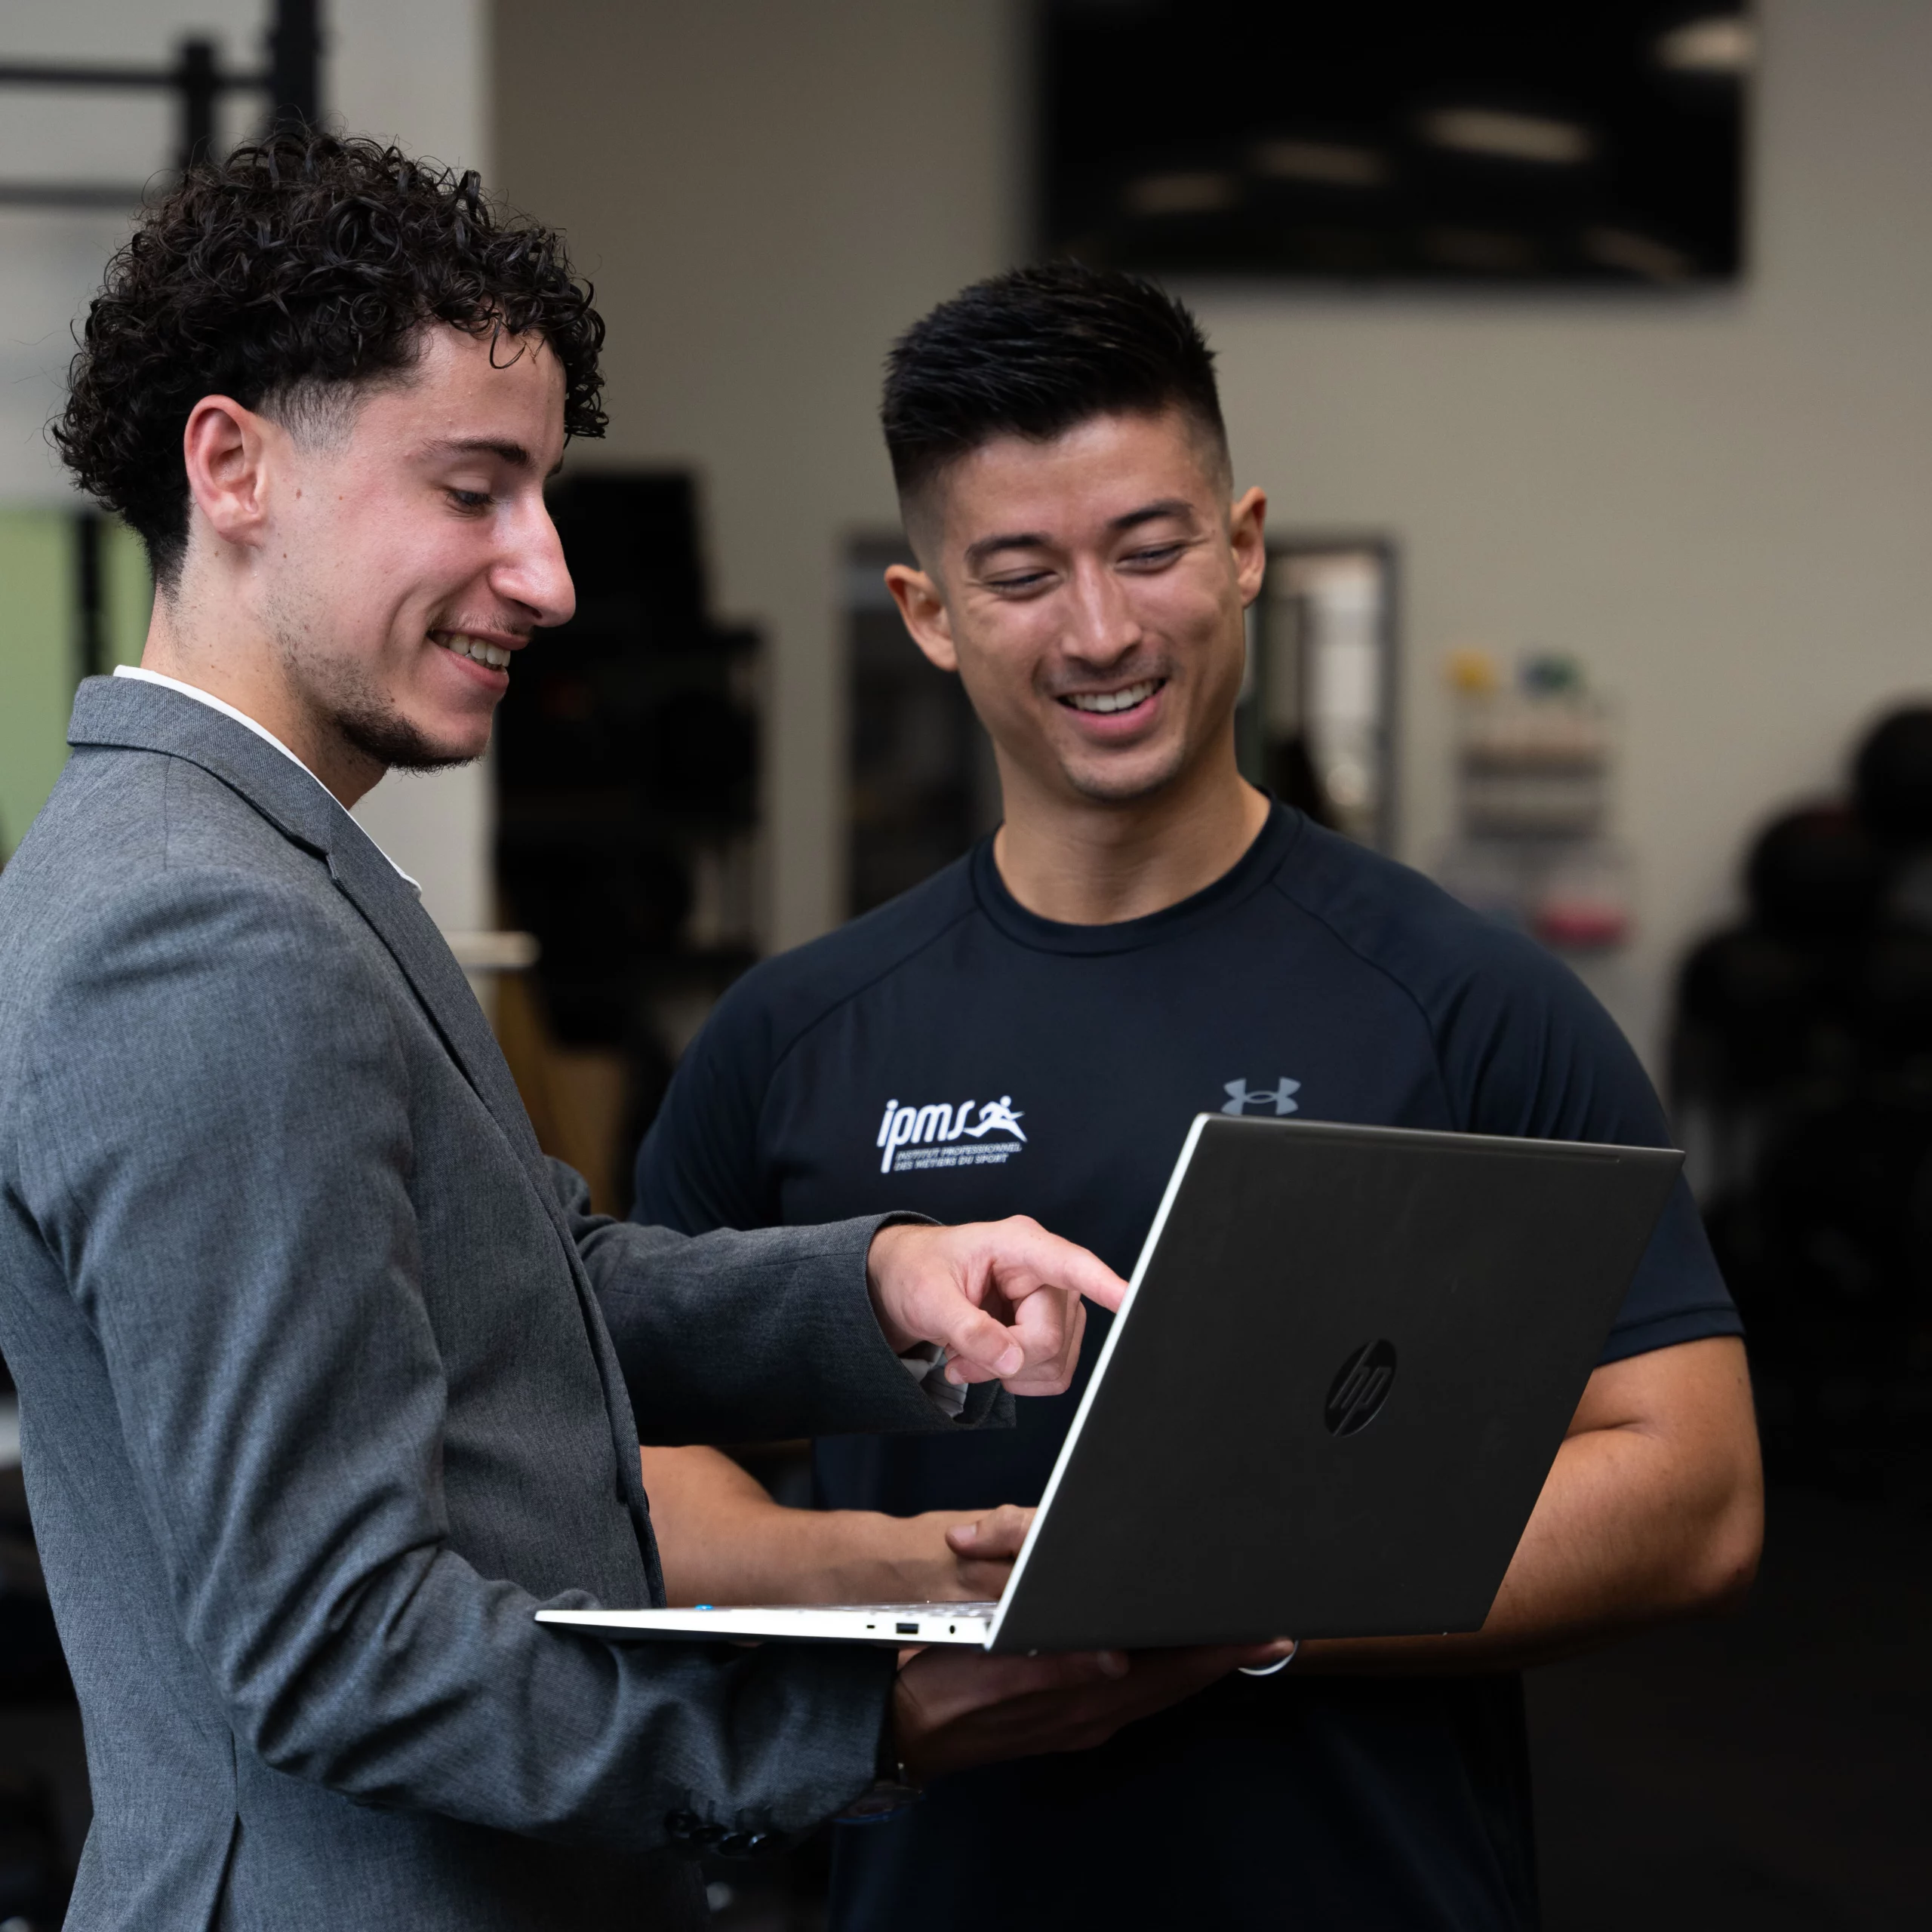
left=1201, top=2, right=1932, bottom=1062
left=494, top=0, right=1023, bottom=952
left=495, top=0, right=1932, bottom=1073
left=0, top=2, right=266, bottom=503
left=328, top=0, right=494, bottom=932
left=0, top=0, right=492, bottom=932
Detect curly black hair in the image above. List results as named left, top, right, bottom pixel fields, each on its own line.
left=54, top=131, right=606, bottom=585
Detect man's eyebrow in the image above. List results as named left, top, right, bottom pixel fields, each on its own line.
left=962, top=499, right=1200, bottom=573
left=1109, top=497, right=1199, bottom=533
left=421, top=436, right=564, bottom=477
left=964, top=530, right=1051, bottom=571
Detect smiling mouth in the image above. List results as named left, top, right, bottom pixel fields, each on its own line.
left=1061, top=678, right=1164, bottom=715
left=434, top=631, right=513, bottom=671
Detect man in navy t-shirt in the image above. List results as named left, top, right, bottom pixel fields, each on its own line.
left=634, top=265, right=1762, bottom=1929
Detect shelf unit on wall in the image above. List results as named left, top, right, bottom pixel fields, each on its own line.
left=1432, top=651, right=1634, bottom=954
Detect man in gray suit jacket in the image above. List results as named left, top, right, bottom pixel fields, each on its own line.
left=0, top=137, right=1274, bottom=1930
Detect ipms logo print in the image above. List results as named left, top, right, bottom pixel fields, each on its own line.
left=876, top=1096, right=1027, bottom=1175
left=1221, top=1077, right=1300, bottom=1116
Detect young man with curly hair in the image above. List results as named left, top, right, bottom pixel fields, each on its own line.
left=633, top=266, right=1764, bottom=1930
left=0, top=142, right=1281, bottom=1932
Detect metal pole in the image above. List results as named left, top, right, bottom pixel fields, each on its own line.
left=268, top=0, right=322, bottom=133
left=177, top=39, right=219, bottom=173
left=74, top=513, right=106, bottom=685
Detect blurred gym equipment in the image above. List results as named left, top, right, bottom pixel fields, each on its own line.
left=494, top=472, right=763, bottom=1211
left=1672, top=708, right=1932, bottom=1497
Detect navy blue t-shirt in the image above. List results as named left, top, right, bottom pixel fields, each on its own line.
left=635, top=804, right=1739, bottom=1932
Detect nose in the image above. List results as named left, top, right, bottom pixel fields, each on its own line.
left=1063, top=555, right=1141, bottom=667
left=496, top=493, right=576, bottom=630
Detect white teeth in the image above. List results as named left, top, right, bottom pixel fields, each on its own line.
left=441, top=633, right=512, bottom=670
left=1067, top=680, right=1158, bottom=714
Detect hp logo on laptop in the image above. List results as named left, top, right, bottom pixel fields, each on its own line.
left=1324, top=1340, right=1398, bottom=1438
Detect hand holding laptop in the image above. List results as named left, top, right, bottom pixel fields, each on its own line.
left=889, top=1495, right=1291, bottom=1783
left=866, top=1216, right=1126, bottom=1393
left=891, top=1636, right=1297, bottom=1786
left=939, top=1503, right=1036, bottom=1596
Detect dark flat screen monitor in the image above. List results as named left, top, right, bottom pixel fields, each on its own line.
left=1039, top=2, right=1748, bottom=285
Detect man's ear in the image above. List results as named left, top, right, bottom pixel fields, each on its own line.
left=884, top=562, right=959, bottom=674
left=1229, top=485, right=1268, bottom=608
left=181, top=395, right=281, bottom=552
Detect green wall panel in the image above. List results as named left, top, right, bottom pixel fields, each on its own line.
left=0, top=511, right=75, bottom=860
left=104, top=518, right=153, bottom=669
left=0, top=512, right=152, bottom=858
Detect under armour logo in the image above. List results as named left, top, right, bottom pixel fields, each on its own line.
left=1221, top=1077, right=1301, bottom=1116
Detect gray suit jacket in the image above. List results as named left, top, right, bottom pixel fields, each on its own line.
left=0, top=679, right=1001, bottom=1931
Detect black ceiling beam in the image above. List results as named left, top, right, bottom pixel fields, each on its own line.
left=0, top=62, right=198, bottom=89
left=0, top=0, right=324, bottom=208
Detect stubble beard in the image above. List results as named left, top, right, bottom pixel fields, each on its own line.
left=1051, top=680, right=1194, bottom=807
left=267, top=592, right=478, bottom=776
left=333, top=688, right=475, bottom=774
left=1051, top=638, right=1249, bottom=808
left=1058, top=734, right=1192, bottom=805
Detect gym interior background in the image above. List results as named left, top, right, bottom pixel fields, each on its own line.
left=3, top=3, right=1930, bottom=1926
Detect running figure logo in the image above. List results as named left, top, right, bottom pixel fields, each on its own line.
left=875, top=1095, right=1026, bottom=1174
left=1221, top=1077, right=1301, bottom=1117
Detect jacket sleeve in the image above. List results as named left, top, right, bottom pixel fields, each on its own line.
left=16, top=869, right=893, bottom=1850
left=565, top=1168, right=1008, bottom=1443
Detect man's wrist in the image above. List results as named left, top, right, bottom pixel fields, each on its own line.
left=863, top=1218, right=928, bottom=1355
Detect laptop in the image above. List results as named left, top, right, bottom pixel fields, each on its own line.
left=539, top=1115, right=1681, bottom=1654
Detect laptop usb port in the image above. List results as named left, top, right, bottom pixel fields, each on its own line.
left=895, top=1621, right=919, bottom=1635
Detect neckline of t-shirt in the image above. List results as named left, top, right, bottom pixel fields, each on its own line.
left=968, top=800, right=1304, bottom=955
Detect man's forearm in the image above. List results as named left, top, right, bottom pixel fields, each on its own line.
left=641, top=1444, right=981, bottom=1607
left=1299, top=1336, right=1763, bottom=1675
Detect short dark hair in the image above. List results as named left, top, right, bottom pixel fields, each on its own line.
left=54, top=132, right=606, bottom=586
left=881, top=263, right=1227, bottom=515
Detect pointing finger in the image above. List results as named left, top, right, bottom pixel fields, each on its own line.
left=983, top=1221, right=1127, bottom=1315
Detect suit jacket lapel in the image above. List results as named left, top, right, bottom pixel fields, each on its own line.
left=70, top=679, right=663, bottom=1574
left=72, top=678, right=547, bottom=1179
left=71, top=680, right=540, bottom=1159
left=322, top=828, right=666, bottom=1583
left=318, top=828, right=549, bottom=1175
left=317, top=838, right=665, bottom=1584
